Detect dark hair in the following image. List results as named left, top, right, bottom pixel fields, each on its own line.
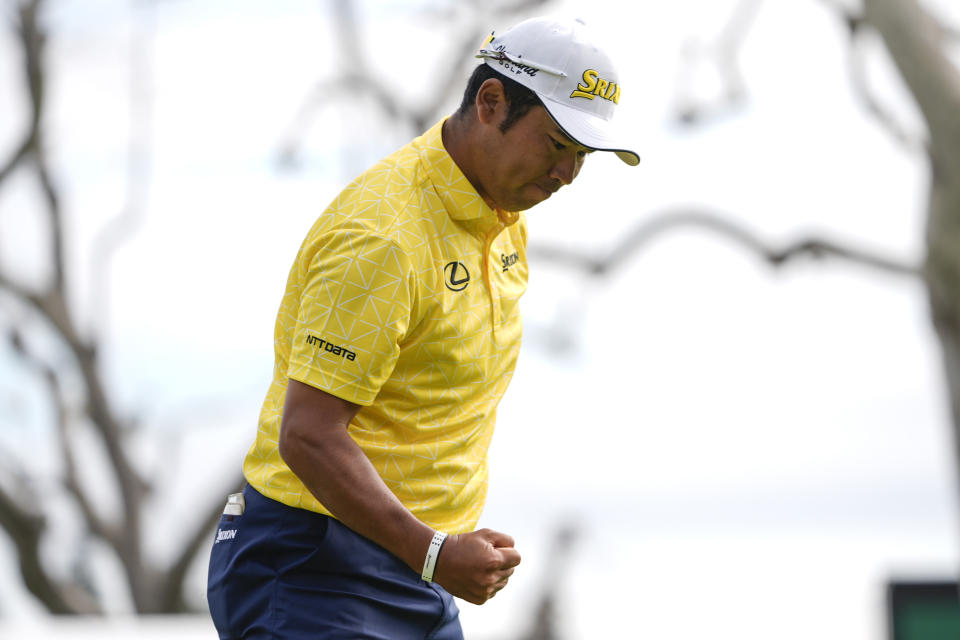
left=456, top=64, right=544, bottom=132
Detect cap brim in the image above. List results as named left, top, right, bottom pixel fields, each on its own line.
left=540, top=97, right=640, bottom=166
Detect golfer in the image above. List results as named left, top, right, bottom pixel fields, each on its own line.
left=207, top=15, right=639, bottom=639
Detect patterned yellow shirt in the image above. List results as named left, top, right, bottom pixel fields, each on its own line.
left=243, top=119, right=528, bottom=534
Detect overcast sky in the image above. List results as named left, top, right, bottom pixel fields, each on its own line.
left=1, top=1, right=959, bottom=638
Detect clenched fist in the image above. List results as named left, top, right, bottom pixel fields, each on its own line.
left=432, top=529, right=521, bottom=604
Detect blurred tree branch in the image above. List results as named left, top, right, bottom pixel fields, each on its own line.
left=530, top=207, right=920, bottom=278
left=816, top=0, right=928, bottom=152
left=672, top=0, right=764, bottom=125
left=0, top=0, right=243, bottom=615
left=859, top=0, right=960, bottom=491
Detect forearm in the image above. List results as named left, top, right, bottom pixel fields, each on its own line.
left=280, top=425, right=435, bottom=573
left=277, top=379, right=520, bottom=603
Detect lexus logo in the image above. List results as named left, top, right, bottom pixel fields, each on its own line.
left=443, top=261, right=470, bottom=291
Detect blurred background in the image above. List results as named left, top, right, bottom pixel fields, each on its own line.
left=1, top=0, right=959, bottom=638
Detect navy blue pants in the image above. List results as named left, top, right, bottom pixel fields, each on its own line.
left=207, top=485, right=463, bottom=639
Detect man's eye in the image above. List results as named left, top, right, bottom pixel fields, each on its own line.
left=551, top=139, right=566, bottom=151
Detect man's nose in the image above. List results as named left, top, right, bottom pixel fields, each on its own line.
left=549, top=153, right=580, bottom=186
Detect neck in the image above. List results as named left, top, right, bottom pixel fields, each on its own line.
left=442, top=114, right=496, bottom=209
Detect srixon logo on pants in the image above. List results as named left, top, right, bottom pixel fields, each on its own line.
left=215, top=528, right=237, bottom=544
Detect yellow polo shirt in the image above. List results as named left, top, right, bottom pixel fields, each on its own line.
left=243, top=119, right=528, bottom=534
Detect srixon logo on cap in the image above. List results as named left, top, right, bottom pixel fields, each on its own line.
left=570, top=69, right=621, bottom=104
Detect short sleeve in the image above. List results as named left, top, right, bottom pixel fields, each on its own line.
left=287, top=229, right=415, bottom=405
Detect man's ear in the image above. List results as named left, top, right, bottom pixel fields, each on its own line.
left=475, top=78, right=508, bottom=127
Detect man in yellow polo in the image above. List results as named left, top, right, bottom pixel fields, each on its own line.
left=207, top=15, right=638, bottom=639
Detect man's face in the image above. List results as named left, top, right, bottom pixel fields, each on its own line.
left=480, top=105, right=592, bottom=212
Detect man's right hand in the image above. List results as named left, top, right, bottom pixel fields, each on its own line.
left=432, top=529, right=521, bottom=605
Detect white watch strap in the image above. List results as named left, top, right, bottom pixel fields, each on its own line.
left=421, top=531, right=448, bottom=582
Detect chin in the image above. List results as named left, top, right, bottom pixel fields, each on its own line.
left=527, top=194, right=552, bottom=210
left=516, top=187, right=552, bottom=211
left=491, top=185, right=551, bottom=212
left=508, top=198, right=543, bottom=212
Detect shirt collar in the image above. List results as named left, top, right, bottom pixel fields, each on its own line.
left=418, top=119, right=519, bottom=227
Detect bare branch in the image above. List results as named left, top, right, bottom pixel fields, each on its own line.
left=861, top=1, right=960, bottom=486
left=0, top=272, right=42, bottom=312
left=848, top=28, right=927, bottom=152
left=0, top=137, right=34, bottom=189
left=6, top=321, right=118, bottom=547
left=0, top=0, right=44, bottom=193
left=863, top=0, right=960, bottom=165
left=672, top=0, right=764, bottom=125
left=2, top=313, right=122, bottom=613
left=0, top=466, right=100, bottom=614
left=5, top=239, right=150, bottom=551
left=1, top=274, right=151, bottom=609
left=529, top=208, right=920, bottom=279
left=32, top=149, right=66, bottom=291
left=816, top=0, right=928, bottom=153
left=8, top=0, right=68, bottom=293
left=0, top=479, right=60, bottom=612
left=50, top=379, right=119, bottom=548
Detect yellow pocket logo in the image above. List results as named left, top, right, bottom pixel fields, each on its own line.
left=570, top=69, right=621, bottom=104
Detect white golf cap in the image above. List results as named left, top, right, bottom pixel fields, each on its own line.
left=476, top=16, right=640, bottom=166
